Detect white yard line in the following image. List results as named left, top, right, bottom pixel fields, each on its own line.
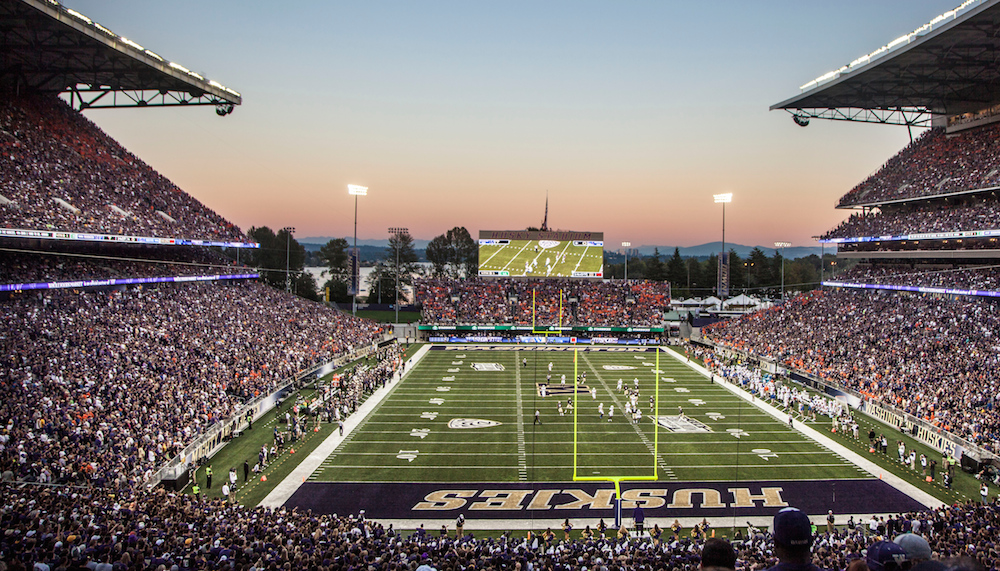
left=662, top=348, right=944, bottom=509
left=480, top=245, right=508, bottom=268
left=501, top=241, right=535, bottom=273
left=258, top=344, right=432, bottom=508
left=572, top=244, right=590, bottom=273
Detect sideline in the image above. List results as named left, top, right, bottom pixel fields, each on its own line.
left=663, top=347, right=943, bottom=509
left=259, top=344, right=432, bottom=508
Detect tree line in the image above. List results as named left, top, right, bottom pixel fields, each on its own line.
left=242, top=226, right=477, bottom=304
left=240, top=226, right=844, bottom=303
left=604, top=246, right=843, bottom=299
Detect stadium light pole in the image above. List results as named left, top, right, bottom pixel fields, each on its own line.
left=348, top=185, right=368, bottom=316
left=713, top=193, right=732, bottom=301
left=282, top=226, right=295, bottom=293
left=388, top=227, right=408, bottom=325
left=621, top=241, right=631, bottom=281
left=774, top=241, right=791, bottom=302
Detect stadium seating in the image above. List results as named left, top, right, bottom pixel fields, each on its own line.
left=823, top=200, right=1000, bottom=240
left=0, top=247, right=246, bottom=285
left=838, top=124, right=1000, bottom=207
left=0, top=92, right=245, bottom=241
left=0, top=281, right=383, bottom=490
left=415, top=278, right=669, bottom=326
left=0, top=483, right=995, bottom=571
left=703, top=289, right=1000, bottom=451
left=833, top=265, right=1000, bottom=292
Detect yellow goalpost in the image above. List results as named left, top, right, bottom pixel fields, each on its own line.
left=571, top=342, right=661, bottom=527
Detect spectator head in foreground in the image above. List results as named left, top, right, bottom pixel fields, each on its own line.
left=894, top=533, right=946, bottom=571
left=867, top=541, right=910, bottom=571
left=701, top=537, right=737, bottom=571
left=768, top=507, right=819, bottom=571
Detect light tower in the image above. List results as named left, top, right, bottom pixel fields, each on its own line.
left=774, top=241, right=791, bottom=301
left=388, top=227, right=409, bottom=325
left=348, top=184, right=368, bottom=316
left=713, top=193, right=732, bottom=301
left=282, top=226, right=295, bottom=293
left=621, top=241, right=631, bottom=281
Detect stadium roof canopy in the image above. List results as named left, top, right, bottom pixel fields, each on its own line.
left=771, top=0, right=1000, bottom=127
left=0, top=0, right=241, bottom=114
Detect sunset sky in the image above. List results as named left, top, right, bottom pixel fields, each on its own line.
left=61, top=0, right=954, bottom=249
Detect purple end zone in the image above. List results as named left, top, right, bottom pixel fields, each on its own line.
left=284, top=479, right=927, bottom=519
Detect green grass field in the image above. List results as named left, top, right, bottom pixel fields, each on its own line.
left=309, top=346, right=867, bottom=484
left=478, top=240, right=604, bottom=278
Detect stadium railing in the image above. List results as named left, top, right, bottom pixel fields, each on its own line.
left=145, top=339, right=386, bottom=490
left=696, top=339, right=996, bottom=464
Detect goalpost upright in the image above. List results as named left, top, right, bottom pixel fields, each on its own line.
left=571, top=343, right=661, bottom=527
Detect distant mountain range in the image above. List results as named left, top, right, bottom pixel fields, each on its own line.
left=301, top=237, right=432, bottom=249
left=301, top=237, right=823, bottom=259
left=625, top=242, right=823, bottom=259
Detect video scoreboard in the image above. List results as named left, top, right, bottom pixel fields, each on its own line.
left=478, top=230, right=604, bottom=279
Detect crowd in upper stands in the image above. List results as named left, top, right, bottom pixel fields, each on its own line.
left=703, top=289, right=1000, bottom=452
left=0, top=281, right=383, bottom=493
left=832, top=265, right=1000, bottom=292
left=0, top=483, right=997, bottom=571
left=0, top=248, right=248, bottom=286
left=823, top=200, right=1000, bottom=240
left=415, top=278, right=669, bottom=326
left=838, top=124, right=1000, bottom=207
left=0, top=92, right=245, bottom=242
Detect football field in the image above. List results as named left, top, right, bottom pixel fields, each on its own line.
left=478, top=240, right=603, bottom=278
left=283, top=346, right=932, bottom=524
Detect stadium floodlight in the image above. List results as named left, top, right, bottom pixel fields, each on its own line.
left=388, top=227, right=409, bottom=325
left=119, top=37, right=144, bottom=51
left=65, top=8, right=92, bottom=24
left=774, top=242, right=791, bottom=302
left=800, top=0, right=979, bottom=92
left=349, top=185, right=368, bottom=315
left=621, top=241, right=631, bottom=282
left=714, top=194, right=732, bottom=301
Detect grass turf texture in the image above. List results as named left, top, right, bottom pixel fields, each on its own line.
left=478, top=240, right=603, bottom=278
left=186, top=344, right=427, bottom=506
left=309, top=346, right=868, bottom=484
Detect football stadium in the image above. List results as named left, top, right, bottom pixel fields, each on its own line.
left=3, top=1, right=1000, bottom=570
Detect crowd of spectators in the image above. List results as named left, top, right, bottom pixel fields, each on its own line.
left=0, top=92, right=245, bottom=242
left=703, top=289, right=1000, bottom=451
left=832, top=265, right=1000, bottom=292
left=0, top=248, right=249, bottom=286
left=0, top=483, right=998, bottom=571
left=415, top=279, right=670, bottom=326
left=0, top=280, right=384, bottom=493
left=839, top=124, right=1000, bottom=207
left=823, top=200, right=1000, bottom=240
left=322, top=343, right=404, bottom=425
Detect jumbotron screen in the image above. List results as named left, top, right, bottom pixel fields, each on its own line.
left=478, top=230, right=604, bottom=278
